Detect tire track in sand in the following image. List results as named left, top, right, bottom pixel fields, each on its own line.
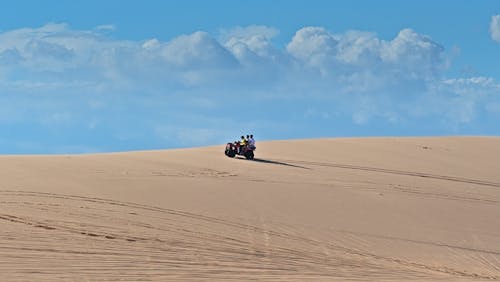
left=1, top=190, right=498, bottom=281
left=272, top=159, right=500, bottom=188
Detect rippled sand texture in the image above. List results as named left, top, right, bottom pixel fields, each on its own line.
left=1, top=137, right=499, bottom=281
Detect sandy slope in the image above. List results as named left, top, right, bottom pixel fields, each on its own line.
left=0, top=137, right=499, bottom=281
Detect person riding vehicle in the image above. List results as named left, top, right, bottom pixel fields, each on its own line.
left=239, top=136, right=247, bottom=148
left=248, top=134, right=255, bottom=150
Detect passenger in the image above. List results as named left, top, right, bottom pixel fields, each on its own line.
left=234, top=141, right=240, bottom=154
left=240, top=135, right=247, bottom=147
left=248, top=134, right=256, bottom=149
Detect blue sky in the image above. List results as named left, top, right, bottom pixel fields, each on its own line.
left=1, top=1, right=499, bottom=153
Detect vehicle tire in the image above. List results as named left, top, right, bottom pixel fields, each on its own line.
left=244, top=150, right=254, bottom=160
left=226, top=150, right=236, bottom=158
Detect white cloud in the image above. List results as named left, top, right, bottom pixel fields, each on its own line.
left=286, top=27, right=444, bottom=79
left=160, top=31, right=238, bottom=69
left=95, top=24, right=116, bottom=32
left=225, top=34, right=276, bottom=60
left=0, top=23, right=448, bottom=90
left=25, top=39, right=74, bottom=59
left=0, top=48, right=23, bottom=64
left=335, top=31, right=381, bottom=66
left=221, top=25, right=285, bottom=67
left=0, top=23, right=123, bottom=75
left=219, top=25, right=279, bottom=42
left=287, top=26, right=338, bottom=68
left=221, top=25, right=279, bottom=58
left=142, top=38, right=160, bottom=50
left=380, top=29, right=444, bottom=76
left=490, top=15, right=500, bottom=42
left=0, top=23, right=69, bottom=52
left=442, top=76, right=499, bottom=89
left=418, top=77, right=500, bottom=126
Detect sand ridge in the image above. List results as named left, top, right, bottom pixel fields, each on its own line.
left=0, top=137, right=499, bottom=281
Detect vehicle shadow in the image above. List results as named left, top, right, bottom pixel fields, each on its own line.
left=236, top=157, right=310, bottom=170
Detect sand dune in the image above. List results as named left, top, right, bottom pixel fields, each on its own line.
left=1, top=137, right=499, bottom=281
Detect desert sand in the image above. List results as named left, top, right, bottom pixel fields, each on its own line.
left=0, top=137, right=499, bottom=281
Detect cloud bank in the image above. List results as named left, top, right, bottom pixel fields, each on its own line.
left=0, top=23, right=447, bottom=87
left=0, top=23, right=498, bottom=153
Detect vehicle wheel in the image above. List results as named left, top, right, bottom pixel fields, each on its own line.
left=227, top=150, right=236, bottom=158
left=244, top=150, right=254, bottom=160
